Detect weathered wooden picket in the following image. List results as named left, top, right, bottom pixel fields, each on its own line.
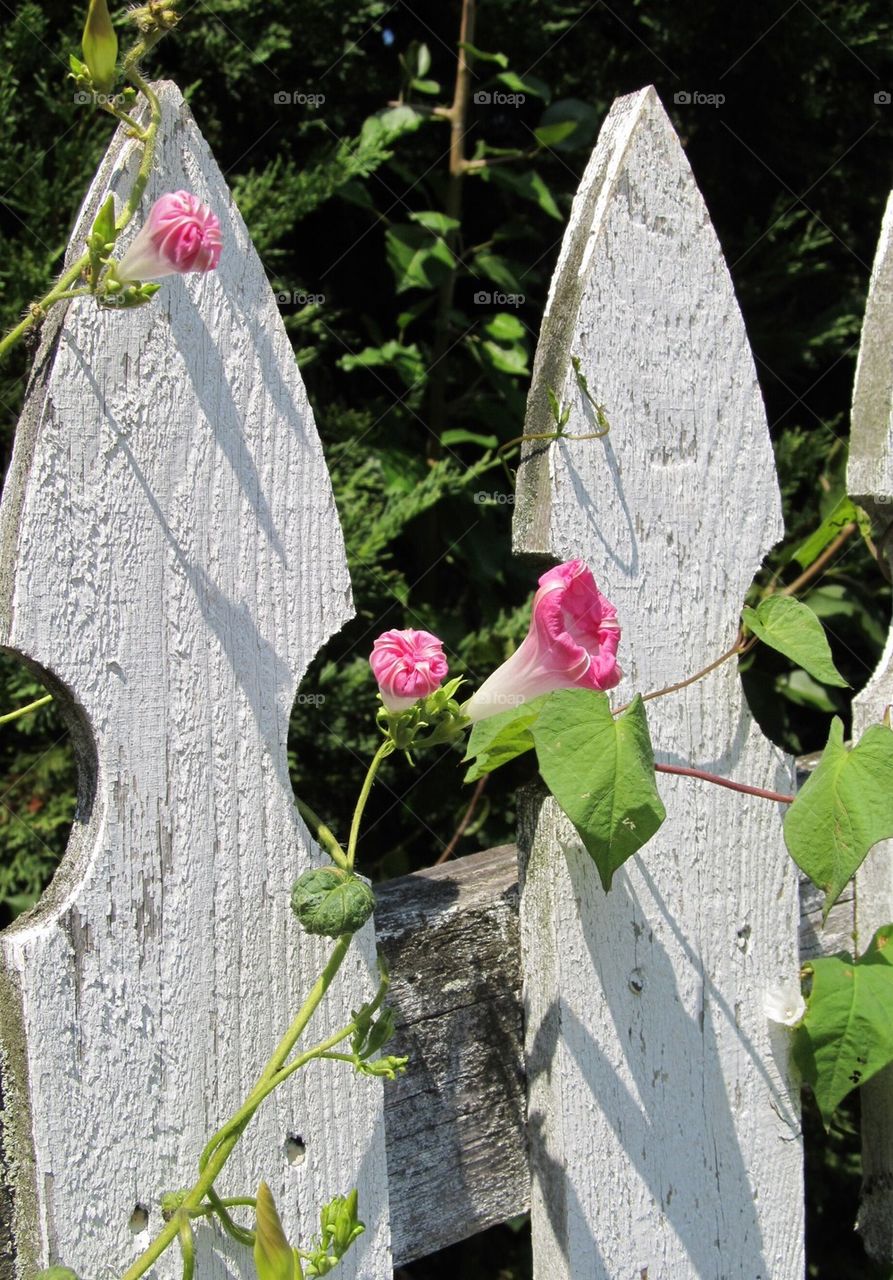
left=0, top=79, right=891, bottom=1279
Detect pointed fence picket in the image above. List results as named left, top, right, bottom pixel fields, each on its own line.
left=847, top=187, right=893, bottom=1262
left=513, top=85, right=804, bottom=1279
left=0, top=84, right=390, bottom=1280
left=0, top=76, right=890, bottom=1280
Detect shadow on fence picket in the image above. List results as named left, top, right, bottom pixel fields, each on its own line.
left=0, top=78, right=891, bottom=1280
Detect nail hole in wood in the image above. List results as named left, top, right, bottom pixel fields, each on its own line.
left=129, top=1204, right=150, bottom=1233
left=285, top=1133, right=306, bottom=1165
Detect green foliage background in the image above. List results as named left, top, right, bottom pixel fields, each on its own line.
left=2, top=1, right=893, bottom=1275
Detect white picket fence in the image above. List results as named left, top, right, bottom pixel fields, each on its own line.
left=0, top=79, right=891, bottom=1280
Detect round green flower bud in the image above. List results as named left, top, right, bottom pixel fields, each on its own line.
left=33, top=1269, right=81, bottom=1280
left=290, top=867, right=375, bottom=938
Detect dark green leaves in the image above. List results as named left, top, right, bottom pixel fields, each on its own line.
left=464, top=689, right=665, bottom=889
left=795, top=926, right=893, bottom=1127
left=784, top=718, right=893, bottom=918
left=742, top=595, right=848, bottom=688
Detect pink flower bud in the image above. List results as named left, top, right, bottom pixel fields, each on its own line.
left=465, top=559, right=621, bottom=722
left=370, top=629, right=449, bottom=712
left=116, top=191, right=223, bottom=282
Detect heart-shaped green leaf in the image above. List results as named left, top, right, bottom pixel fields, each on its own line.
left=530, top=689, right=665, bottom=890
left=742, top=595, right=848, bottom=688
left=784, top=718, right=893, bottom=917
left=794, top=925, right=893, bottom=1127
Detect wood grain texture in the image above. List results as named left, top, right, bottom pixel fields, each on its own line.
left=513, top=85, right=804, bottom=1279
left=847, top=188, right=893, bottom=1262
left=0, top=84, right=392, bottom=1280
left=374, top=846, right=527, bottom=1265
left=374, top=842, right=845, bottom=1267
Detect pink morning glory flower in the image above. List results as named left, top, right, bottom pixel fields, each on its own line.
left=465, top=559, right=622, bottom=722
left=116, top=191, right=223, bottom=282
left=370, top=629, right=449, bottom=712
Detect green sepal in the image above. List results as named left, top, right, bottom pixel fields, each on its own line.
left=87, top=193, right=118, bottom=283
left=254, top=1182, right=296, bottom=1280
left=794, top=925, right=893, bottom=1127
left=741, top=594, right=848, bottom=688
left=377, top=676, right=467, bottom=753
left=98, top=281, right=161, bottom=309
left=783, top=718, right=893, bottom=918
left=355, top=1053, right=408, bottom=1080
left=290, top=867, right=375, bottom=938
left=302, top=1191, right=365, bottom=1276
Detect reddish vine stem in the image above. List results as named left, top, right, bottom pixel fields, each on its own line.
left=434, top=775, right=488, bottom=865
left=655, top=762, right=794, bottom=804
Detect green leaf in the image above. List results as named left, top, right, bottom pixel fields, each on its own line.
left=742, top=595, right=848, bottom=688
left=458, top=42, right=509, bottom=67
left=463, top=699, right=544, bottom=781
left=482, top=313, right=525, bottom=341
left=338, top=340, right=426, bottom=389
left=385, top=224, right=454, bottom=293
left=480, top=339, right=529, bottom=377
left=471, top=251, right=524, bottom=293
left=788, top=495, right=863, bottom=571
left=784, top=718, right=893, bottom=917
left=408, top=210, right=460, bottom=235
left=440, top=428, right=498, bottom=449
left=494, top=70, right=551, bottom=101
left=774, top=669, right=843, bottom=715
left=410, top=78, right=440, bottom=95
left=534, top=120, right=578, bottom=147
left=534, top=98, right=600, bottom=151
left=530, top=690, right=666, bottom=890
left=482, top=166, right=563, bottom=220
left=794, top=925, right=893, bottom=1127
left=415, top=42, right=431, bottom=77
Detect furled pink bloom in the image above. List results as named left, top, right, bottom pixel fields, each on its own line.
left=370, top=629, right=449, bottom=712
left=465, top=560, right=621, bottom=722
left=116, top=191, right=223, bottom=282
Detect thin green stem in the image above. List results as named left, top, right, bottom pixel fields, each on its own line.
left=296, top=797, right=349, bottom=869
left=0, top=694, right=52, bottom=725
left=176, top=1213, right=195, bottom=1280
left=198, top=934, right=352, bottom=1171
left=189, top=1196, right=257, bottom=1218
left=346, top=741, right=392, bottom=870
left=205, top=1186, right=254, bottom=1246
left=0, top=63, right=163, bottom=364
left=0, top=254, right=89, bottom=361
left=117, top=70, right=161, bottom=230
